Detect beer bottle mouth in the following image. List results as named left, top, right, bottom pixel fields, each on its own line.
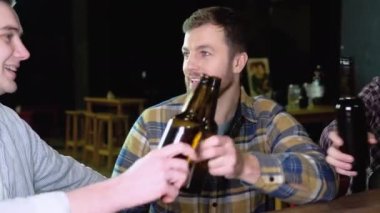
left=338, top=96, right=356, bottom=100
left=336, top=96, right=365, bottom=111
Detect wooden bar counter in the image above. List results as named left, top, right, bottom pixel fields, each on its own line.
left=273, top=189, right=380, bottom=212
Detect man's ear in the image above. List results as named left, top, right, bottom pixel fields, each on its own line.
left=233, top=52, right=248, bottom=74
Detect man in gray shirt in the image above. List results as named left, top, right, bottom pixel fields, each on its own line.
left=0, top=0, right=195, bottom=212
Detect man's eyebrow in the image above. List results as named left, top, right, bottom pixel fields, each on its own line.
left=0, top=25, right=22, bottom=35
left=182, top=45, right=213, bottom=52
left=196, top=45, right=213, bottom=50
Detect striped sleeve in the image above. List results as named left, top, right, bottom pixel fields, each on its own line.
left=319, top=120, right=337, bottom=154
left=250, top=99, right=338, bottom=204
left=112, top=115, right=151, bottom=176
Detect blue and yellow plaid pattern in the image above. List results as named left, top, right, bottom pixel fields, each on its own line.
left=113, top=88, right=338, bottom=212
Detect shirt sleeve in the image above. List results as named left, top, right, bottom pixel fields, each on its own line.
left=112, top=116, right=152, bottom=212
left=112, top=115, right=151, bottom=176
left=358, top=76, right=380, bottom=141
left=250, top=108, right=338, bottom=204
left=25, top=120, right=107, bottom=193
left=0, top=192, right=70, bottom=213
left=319, top=120, right=337, bottom=154
left=0, top=103, right=107, bottom=196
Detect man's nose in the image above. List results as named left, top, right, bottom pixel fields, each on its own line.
left=183, top=54, right=199, bottom=71
left=15, top=40, right=31, bottom=61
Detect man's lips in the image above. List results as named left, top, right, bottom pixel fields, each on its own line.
left=4, top=64, right=18, bottom=72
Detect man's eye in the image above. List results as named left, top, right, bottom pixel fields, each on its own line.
left=201, top=51, right=210, bottom=56
left=1, top=33, right=13, bottom=43
left=182, top=52, right=189, bottom=59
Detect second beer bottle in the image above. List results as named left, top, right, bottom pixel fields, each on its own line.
left=336, top=96, right=369, bottom=193
left=157, top=74, right=221, bottom=192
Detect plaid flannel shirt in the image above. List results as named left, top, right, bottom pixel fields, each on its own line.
left=113, top=88, right=337, bottom=213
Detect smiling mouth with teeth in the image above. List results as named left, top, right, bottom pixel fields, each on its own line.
left=190, top=78, right=200, bottom=84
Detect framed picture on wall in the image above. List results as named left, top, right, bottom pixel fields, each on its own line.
left=246, top=57, right=272, bottom=97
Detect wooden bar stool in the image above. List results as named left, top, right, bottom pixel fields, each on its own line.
left=64, top=110, right=85, bottom=159
left=95, top=113, right=129, bottom=170
left=82, top=112, right=100, bottom=167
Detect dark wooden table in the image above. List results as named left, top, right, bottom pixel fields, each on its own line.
left=273, top=189, right=380, bottom=212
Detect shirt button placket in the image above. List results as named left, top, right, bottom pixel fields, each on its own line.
left=211, top=200, right=218, bottom=213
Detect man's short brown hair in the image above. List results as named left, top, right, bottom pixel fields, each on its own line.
left=0, top=0, right=16, bottom=7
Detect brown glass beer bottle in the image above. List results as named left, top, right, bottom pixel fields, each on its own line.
left=184, top=75, right=220, bottom=193
left=157, top=75, right=209, bottom=150
left=157, top=74, right=221, bottom=191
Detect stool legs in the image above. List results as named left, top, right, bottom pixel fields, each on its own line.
left=96, top=114, right=129, bottom=171
left=83, top=113, right=100, bottom=167
left=65, top=110, right=85, bottom=159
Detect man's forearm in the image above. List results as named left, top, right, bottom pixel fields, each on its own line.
left=67, top=175, right=131, bottom=213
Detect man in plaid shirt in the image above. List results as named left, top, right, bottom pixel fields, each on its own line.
left=113, top=6, right=338, bottom=212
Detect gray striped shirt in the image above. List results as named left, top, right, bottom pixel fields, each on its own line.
left=0, top=103, right=106, bottom=210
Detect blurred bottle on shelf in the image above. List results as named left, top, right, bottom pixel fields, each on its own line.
left=287, top=84, right=301, bottom=110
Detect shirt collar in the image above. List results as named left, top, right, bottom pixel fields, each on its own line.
left=239, top=87, right=258, bottom=124
left=359, top=76, right=380, bottom=141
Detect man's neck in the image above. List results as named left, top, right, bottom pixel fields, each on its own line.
left=215, top=84, right=241, bottom=125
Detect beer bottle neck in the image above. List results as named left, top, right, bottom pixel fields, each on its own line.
left=182, top=85, right=208, bottom=121
left=182, top=75, right=221, bottom=120
left=202, top=77, right=221, bottom=134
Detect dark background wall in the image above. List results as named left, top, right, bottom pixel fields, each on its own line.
left=0, top=0, right=343, bottom=140
left=1, top=0, right=73, bottom=107
left=341, top=0, right=380, bottom=91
